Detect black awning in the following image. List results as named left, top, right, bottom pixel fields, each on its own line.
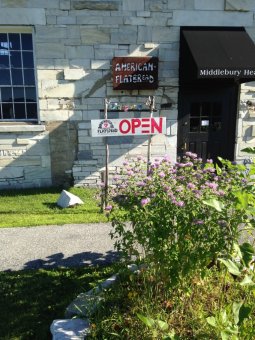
left=179, top=27, right=255, bottom=85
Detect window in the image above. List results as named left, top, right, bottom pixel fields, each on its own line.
left=0, top=32, right=37, bottom=121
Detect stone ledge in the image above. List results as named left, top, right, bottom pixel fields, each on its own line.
left=51, top=318, right=90, bottom=340
left=51, top=264, right=140, bottom=339
left=0, top=124, right=46, bottom=133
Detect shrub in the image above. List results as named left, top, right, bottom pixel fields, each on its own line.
left=109, top=153, right=254, bottom=287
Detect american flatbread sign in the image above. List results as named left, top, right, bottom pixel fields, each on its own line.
left=112, top=57, right=158, bottom=90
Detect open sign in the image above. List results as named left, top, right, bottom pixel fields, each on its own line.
left=91, top=117, right=166, bottom=137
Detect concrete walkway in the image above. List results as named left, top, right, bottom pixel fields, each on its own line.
left=0, top=223, right=118, bottom=271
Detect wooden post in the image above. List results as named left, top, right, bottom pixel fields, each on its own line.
left=146, top=96, right=155, bottom=175
left=103, top=98, right=109, bottom=210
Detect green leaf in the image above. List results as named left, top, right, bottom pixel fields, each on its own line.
left=206, top=316, right=217, bottom=327
left=218, top=258, right=241, bottom=276
left=233, top=243, right=242, bottom=259
left=202, top=199, right=224, bottom=212
left=220, top=309, right=227, bottom=324
left=241, top=147, right=255, bottom=154
left=220, top=330, right=229, bottom=340
left=157, top=320, right=169, bottom=331
left=240, top=242, right=255, bottom=267
left=232, top=301, right=243, bottom=325
left=234, top=191, right=250, bottom=209
left=216, top=163, right=222, bottom=175
left=240, top=275, right=255, bottom=287
left=239, top=305, right=252, bottom=325
left=137, top=313, right=155, bottom=328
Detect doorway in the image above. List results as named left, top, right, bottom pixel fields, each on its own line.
left=177, top=85, right=239, bottom=162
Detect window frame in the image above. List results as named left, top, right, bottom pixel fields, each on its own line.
left=0, top=26, right=39, bottom=123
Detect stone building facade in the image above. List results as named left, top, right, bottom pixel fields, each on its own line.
left=0, top=0, right=255, bottom=189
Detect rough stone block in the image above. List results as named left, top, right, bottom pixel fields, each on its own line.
left=77, top=150, right=93, bottom=160
left=80, top=27, right=110, bottom=44
left=173, top=10, right=253, bottom=27
left=111, top=27, right=138, bottom=44
left=0, top=166, right=24, bottom=179
left=64, top=69, right=86, bottom=80
left=71, top=0, right=119, bottom=10
left=36, top=43, right=65, bottom=59
left=57, top=190, right=84, bottom=208
left=57, top=15, right=76, bottom=25
left=195, top=0, right=224, bottom=10
left=66, top=45, right=94, bottom=59
left=0, top=8, right=46, bottom=25
left=123, top=0, right=144, bottom=11
left=225, top=0, right=255, bottom=11
left=50, top=318, right=90, bottom=339
left=91, top=60, right=110, bottom=70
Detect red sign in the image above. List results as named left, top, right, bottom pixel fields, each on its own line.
left=91, top=117, right=166, bottom=137
left=112, top=57, right=158, bottom=90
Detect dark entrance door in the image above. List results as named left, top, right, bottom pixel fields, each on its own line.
left=177, top=85, right=238, bottom=162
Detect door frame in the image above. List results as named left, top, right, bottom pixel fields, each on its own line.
left=177, top=84, right=239, bottom=161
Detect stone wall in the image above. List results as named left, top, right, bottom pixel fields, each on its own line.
left=0, top=0, right=254, bottom=188
left=0, top=125, right=51, bottom=188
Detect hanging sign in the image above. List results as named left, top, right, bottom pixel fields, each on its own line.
left=91, top=117, right=166, bottom=137
left=112, top=57, right=158, bottom=90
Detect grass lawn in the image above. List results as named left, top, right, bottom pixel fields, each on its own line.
left=0, top=186, right=108, bottom=228
left=0, top=265, right=117, bottom=340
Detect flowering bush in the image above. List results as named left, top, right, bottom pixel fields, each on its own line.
left=109, top=152, right=254, bottom=286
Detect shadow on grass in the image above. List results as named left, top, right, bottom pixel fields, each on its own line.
left=0, top=253, right=120, bottom=340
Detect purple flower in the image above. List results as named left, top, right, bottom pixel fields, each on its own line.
left=193, top=220, right=204, bottom=225
left=127, top=170, right=134, bottom=176
left=187, top=182, right=196, bottom=189
left=123, top=161, right=129, bottom=166
left=159, top=171, right=166, bottom=178
left=137, top=181, right=146, bottom=187
left=105, top=205, right=112, bottom=211
left=176, top=201, right=185, bottom=207
left=206, top=159, right=213, bottom=164
left=216, top=190, right=225, bottom=196
left=175, top=162, right=185, bottom=168
left=141, top=198, right=150, bottom=206
left=205, top=181, right=218, bottom=190
left=185, top=151, right=197, bottom=159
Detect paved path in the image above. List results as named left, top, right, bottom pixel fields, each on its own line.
left=0, top=223, right=118, bottom=271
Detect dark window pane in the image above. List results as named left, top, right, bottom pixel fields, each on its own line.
left=0, top=34, right=9, bottom=54
left=21, top=34, right=33, bottom=50
left=9, top=33, right=20, bottom=50
left=201, top=103, right=210, bottom=117
left=190, top=118, right=199, bottom=132
left=13, top=87, right=25, bottom=102
left=26, top=103, right=37, bottom=119
left=22, top=51, right=34, bottom=68
left=213, top=102, right=222, bottom=117
left=24, top=69, right=35, bottom=85
left=2, top=103, right=14, bottom=119
left=0, top=55, right=9, bottom=68
left=10, top=51, right=22, bottom=68
left=212, top=118, right=222, bottom=131
left=1, top=87, right=12, bottom=102
left=0, top=69, right=11, bottom=85
left=11, top=68, right=23, bottom=85
left=25, top=87, right=36, bottom=102
left=190, top=103, right=200, bottom=117
left=14, top=103, right=26, bottom=119
left=0, top=104, right=2, bottom=119
left=0, top=34, right=8, bottom=45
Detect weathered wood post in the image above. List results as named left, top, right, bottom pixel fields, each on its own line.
left=146, top=96, right=155, bottom=175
